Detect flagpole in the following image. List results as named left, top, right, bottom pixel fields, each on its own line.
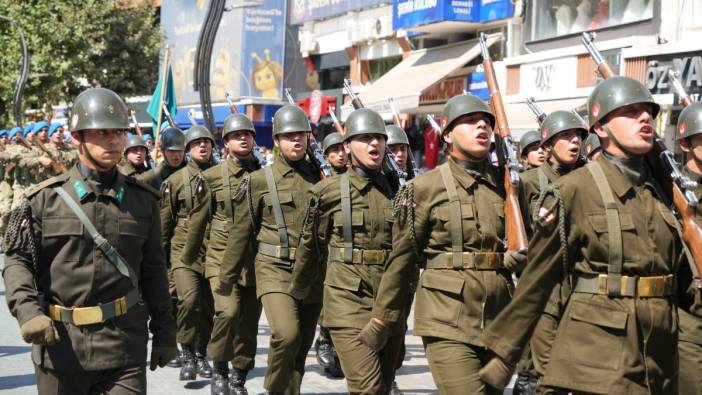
left=153, top=45, right=170, bottom=161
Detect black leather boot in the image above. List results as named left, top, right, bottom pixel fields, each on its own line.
left=315, top=326, right=335, bottom=369
left=167, top=345, right=185, bottom=368
left=210, top=361, right=230, bottom=395
left=196, top=351, right=213, bottom=378
left=390, top=380, right=404, bottom=395
left=228, top=368, right=249, bottom=395
left=179, top=346, right=197, bottom=381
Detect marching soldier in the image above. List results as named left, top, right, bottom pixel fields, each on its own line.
left=183, top=113, right=262, bottom=395
left=138, top=127, right=186, bottom=190
left=9, top=126, right=43, bottom=210
left=47, top=122, right=79, bottom=171
left=582, top=132, right=602, bottom=161
left=676, top=102, right=702, bottom=394
left=361, top=94, right=526, bottom=394
left=519, top=130, right=545, bottom=170
left=479, top=76, right=698, bottom=394
left=161, top=125, right=216, bottom=381
left=218, top=105, right=323, bottom=395
left=290, top=108, right=402, bottom=394
left=120, top=135, right=150, bottom=177
left=323, top=132, right=348, bottom=174
left=2, top=87, right=176, bottom=394
left=0, top=128, right=17, bottom=244
left=516, top=110, right=587, bottom=394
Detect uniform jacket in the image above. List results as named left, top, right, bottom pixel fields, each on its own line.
left=2, top=164, right=174, bottom=371
left=372, top=157, right=514, bottom=345
left=138, top=161, right=183, bottom=192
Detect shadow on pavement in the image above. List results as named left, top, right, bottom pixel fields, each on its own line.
left=0, top=373, right=36, bottom=390
left=0, top=345, right=31, bottom=358
left=183, top=380, right=210, bottom=389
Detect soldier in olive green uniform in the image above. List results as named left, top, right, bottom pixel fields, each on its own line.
left=581, top=132, right=602, bottom=161
left=323, top=132, right=348, bottom=174
left=3, top=87, right=176, bottom=394
left=676, top=103, right=702, bottom=395
left=218, top=105, right=323, bottom=395
left=183, top=114, right=262, bottom=395
left=519, top=130, right=546, bottom=170
left=120, top=135, right=150, bottom=177
left=289, top=109, right=401, bottom=394
left=161, top=125, right=215, bottom=381
left=138, top=127, right=186, bottom=190
left=480, top=76, right=698, bottom=395
left=361, top=94, right=526, bottom=395
left=517, top=110, right=587, bottom=395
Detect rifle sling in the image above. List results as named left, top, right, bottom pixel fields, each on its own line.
left=340, top=173, right=353, bottom=264
left=439, top=163, right=464, bottom=270
left=264, top=165, right=290, bottom=259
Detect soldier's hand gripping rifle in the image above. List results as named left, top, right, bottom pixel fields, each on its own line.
left=343, top=78, right=408, bottom=186
left=328, top=106, right=345, bottom=134
left=284, top=88, right=332, bottom=178
left=32, top=134, right=67, bottom=174
left=387, top=97, right=417, bottom=179
left=479, top=33, right=529, bottom=253
left=225, top=91, right=267, bottom=167
left=582, top=31, right=702, bottom=281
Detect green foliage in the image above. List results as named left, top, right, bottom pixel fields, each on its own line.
left=0, top=0, right=162, bottom=126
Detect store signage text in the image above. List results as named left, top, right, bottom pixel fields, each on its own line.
left=420, top=76, right=467, bottom=104
left=646, top=54, right=702, bottom=104
left=519, top=57, right=577, bottom=98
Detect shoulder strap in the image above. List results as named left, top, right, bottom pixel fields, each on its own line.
left=439, top=163, right=464, bottom=269
left=264, top=165, right=289, bottom=258
left=586, top=162, right=623, bottom=297
left=340, top=173, right=353, bottom=263
left=182, top=168, right=193, bottom=212
left=221, top=162, right=234, bottom=221
left=53, top=187, right=138, bottom=288
left=538, top=167, right=549, bottom=191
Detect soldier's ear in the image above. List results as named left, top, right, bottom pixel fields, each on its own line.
left=442, top=131, right=453, bottom=145
left=679, top=137, right=691, bottom=153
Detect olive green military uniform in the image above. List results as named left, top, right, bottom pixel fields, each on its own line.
left=290, top=166, right=403, bottom=394
left=3, top=163, right=175, bottom=393
left=183, top=157, right=262, bottom=371
left=219, top=156, right=323, bottom=394
left=138, top=161, right=183, bottom=191
left=372, top=157, right=513, bottom=395
left=483, top=153, right=694, bottom=394
left=161, top=161, right=214, bottom=357
left=120, top=160, right=148, bottom=177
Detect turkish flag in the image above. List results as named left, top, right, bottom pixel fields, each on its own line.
left=424, top=123, right=439, bottom=169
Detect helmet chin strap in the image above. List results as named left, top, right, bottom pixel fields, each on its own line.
left=603, top=124, right=639, bottom=158
left=79, top=132, right=114, bottom=172
left=449, top=132, right=487, bottom=162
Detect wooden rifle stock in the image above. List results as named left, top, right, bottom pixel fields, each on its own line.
left=130, top=111, right=144, bottom=136
left=582, top=30, right=702, bottom=282
left=480, top=33, right=528, bottom=252
left=328, top=106, right=344, bottom=134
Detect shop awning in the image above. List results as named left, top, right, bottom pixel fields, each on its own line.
left=343, top=33, right=502, bottom=119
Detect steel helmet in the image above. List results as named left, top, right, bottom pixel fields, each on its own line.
left=587, top=76, right=659, bottom=131
left=69, top=87, right=130, bottom=132
left=343, top=108, right=387, bottom=141
left=677, top=101, right=702, bottom=140
left=185, top=125, right=215, bottom=149
left=322, top=132, right=345, bottom=153
left=386, top=125, right=410, bottom=146
left=160, top=127, right=186, bottom=151
left=124, top=135, right=148, bottom=153
left=272, top=105, right=311, bottom=136
left=442, top=94, right=495, bottom=133
left=519, top=130, right=541, bottom=157
left=581, top=133, right=602, bottom=157
left=222, top=113, right=256, bottom=139
left=540, top=110, right=588, bottom=145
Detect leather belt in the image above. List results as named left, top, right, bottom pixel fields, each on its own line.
left=328, top=247, right=388, bottom=265
left=425, top=252, right=503, bottom=270
left=210, top=218, right=229, bottom=232
left=258, top=242, right=296, bottom=260
left=48, top=288, right=140, bottom=326
left=573, top=273, right=675, bottom=298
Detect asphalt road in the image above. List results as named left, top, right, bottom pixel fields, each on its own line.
left=0, top=254, right=515, bottom=394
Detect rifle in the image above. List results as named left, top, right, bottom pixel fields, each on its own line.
left=328, top=106, right=345, bottom=135
left=525, top=97, right=547, bottom=125
left=187, top=109, right=199, bottom=127
left=581, top=32, right=615, bottom=79
left=343, top=78, right=408, bottom=186
left=426, top=114, right=442, bottom=134
left=224, top=91, right=267, bottom=167
left=130, top=111, right=145, bottom=136
left=161, top=105, right=176, bottom=128
left=284, top=88, right=332, bottom=178
left=582, top=31, right=702, bottom=283
left=668, top=69, right=694, bottom=107
left=387, top=97, right=417, bottom=179
left=479, top=33, right=529, bottom=253
left=32, top=135, right=67, bottom=174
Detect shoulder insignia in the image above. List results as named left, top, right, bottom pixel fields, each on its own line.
left=24, top=173, right=69, bottom=199
left=125, top=176, right=162, bottom=199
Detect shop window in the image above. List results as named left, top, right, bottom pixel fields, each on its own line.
left=531, top=0, right=653, bottom=41
left=368, top=56, right=402, bottom=83
left=320, top=68, right=348, bottom=91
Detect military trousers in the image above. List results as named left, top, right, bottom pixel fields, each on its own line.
left=208, top=277, right=261, bottom=370
left=173, top=266, right=214, bottom=351
left=260, top=292, right=322, bottom=394
left=330, top=327, right=404, bottom=395
left=423, top=337, right=502, bottom=395
left=34, top=363, right=146, bottom=395
left=678, top=339, right=702, bottom=395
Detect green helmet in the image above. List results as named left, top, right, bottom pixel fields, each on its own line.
left=519, top=130, right=541, bottom=157
left=386, top=125, right=409, bottom=146
left=343, top=108, right=387, bottom=141
left=540, top=110, right=588, bottom=145
left=273, top=105, right=311, bottom=136
left=160, top=127, right=185, bottom=151
left=222, top=113, right=255, bottom=139
left=322, top=132, right=345, bottom=153
left=581, top=133, right=602, bottom=157
left=587, top=76, right=660, bottom=130
left=677, top=102, right=702, bottom=140
left=124, top=135, right=147, bottom=153
left=70, top=87, right=130, bottom=132
left=185, top=125, right=215, bottom=148
left=442, top=94, right=495, bottom=133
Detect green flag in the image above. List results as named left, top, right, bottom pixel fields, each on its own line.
left=147, top=64, right=177, bottom=131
